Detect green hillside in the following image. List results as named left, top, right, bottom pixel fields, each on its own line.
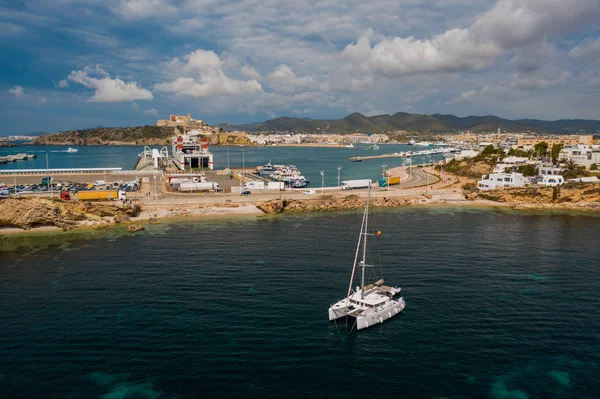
left=222, top=112, right=600, bottom=134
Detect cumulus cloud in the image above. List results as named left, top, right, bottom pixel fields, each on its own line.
left=267, top=64, right=314, bottom=93
left=342, top=0, right=600, bottom=79
left=67, top=66, right=153, bottom=102
left=240, top=65, right=260, bottom=80
left=154, top=49, right=263, bottom=97
left=143, top=108, right=159, bottom=116
left=8, top=85, right=24, bottom=98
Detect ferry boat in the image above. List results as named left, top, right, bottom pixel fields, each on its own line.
left=171, top=134, right=214, bottom=171
left=328, top=186, right=405, bottom=330
left=257, top=161, right=276, bottom=177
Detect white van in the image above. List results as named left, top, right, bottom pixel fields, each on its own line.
left=93, top=180, right=106, bottom=186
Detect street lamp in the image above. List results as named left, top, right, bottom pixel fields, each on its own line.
left=320, top=170, right=325, bottom=194
left=337, top=165, right=342, bottom=188
left=381, top=163, right=388, bottom=187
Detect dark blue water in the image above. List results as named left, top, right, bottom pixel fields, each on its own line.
left=2, top=208, right=599, bottom=398
left=0, top=144, right=439, bottom=186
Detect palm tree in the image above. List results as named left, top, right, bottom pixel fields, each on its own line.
left=560, top=159, right=581, bottom=179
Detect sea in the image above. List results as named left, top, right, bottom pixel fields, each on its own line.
left=1, top=207, right=600, bottom=398
left=0, top=144, right=440, bottom=187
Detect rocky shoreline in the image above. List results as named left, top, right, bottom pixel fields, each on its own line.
left=2, top=185, right=600, bottom=235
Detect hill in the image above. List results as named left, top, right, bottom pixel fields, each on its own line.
left=27, top=125, right=253, bottom=146
left=219, top=112, right=600, bottom=134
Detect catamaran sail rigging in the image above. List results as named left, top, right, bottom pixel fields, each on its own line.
left=328, top=186, right=405, bottom=330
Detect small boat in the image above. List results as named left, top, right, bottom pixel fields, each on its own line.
left=351, top=157, right=362, bottom=162
left=328, top=186, right=405, bottom=330
left=345, top=143, right=355, bottom=148
left=67, top=147, right=78, bottom=153
left=365, top=144, right=379, bottom=150
left=408, top=139, right=416, bottom=146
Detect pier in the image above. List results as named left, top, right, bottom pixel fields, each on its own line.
left=349, top=147, right=457, bottom=162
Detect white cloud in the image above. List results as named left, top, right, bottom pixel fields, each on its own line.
left=569, top=38, right=600, bottom=60
left=342, top=0, right=600, bottom=78
left=143, top=108, right=159, bottom=116
left=38, top=96, right=47, bottom=104
left=240, top=65, right=260, bottom=80
left=447, top=90, right=479, bottom=105
left=8, top=85, right=24, bottom=98
left=154, top=49, right=263, bottom=97
left=55, top=79, right=69, bottom=88
left=267, top=64, right=314, bottom=93
left=113, top=0, right=176, bottom=20
left=509, top=72, right=571, bottom=90
left=67, top=66, right=153, bottom=102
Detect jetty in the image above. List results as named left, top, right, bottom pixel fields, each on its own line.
left=349, top=147, right=457, bottom=162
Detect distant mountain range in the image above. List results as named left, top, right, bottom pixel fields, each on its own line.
left=218, top=112, right=600, bottom=134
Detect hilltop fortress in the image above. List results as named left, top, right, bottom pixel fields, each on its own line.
left=156, top=113, right=209, bottom=129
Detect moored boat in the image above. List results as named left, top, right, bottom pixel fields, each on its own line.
left=328, top=186, right=405, bottom=330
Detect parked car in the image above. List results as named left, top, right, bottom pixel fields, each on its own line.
left=240, top=189, right=251, bottom=196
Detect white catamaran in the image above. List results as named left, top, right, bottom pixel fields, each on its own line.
left=328, top=187, right=405, bottom=330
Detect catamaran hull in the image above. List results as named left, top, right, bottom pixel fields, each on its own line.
left=356, top=298, right=405, bottom=330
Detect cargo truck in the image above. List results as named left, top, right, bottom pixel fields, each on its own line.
left=378, top=176, right=401, bottom=187
left=340, top=179, right=372, bottom=190
left=244, top=181, right=265, bottom=190
left=77, top=190, right=126, bottom=201
left=178, top=182, right=221, bottom=192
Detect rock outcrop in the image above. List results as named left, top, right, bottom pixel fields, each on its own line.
left=127, top=224, right=145, bottom=233
left=257, top=200, right=287, bottom=214
left=467, top=183, right=600, bottom=207
left=257, top=196, right=414, bottom=214
left=0, top=197, right=140, bottom=230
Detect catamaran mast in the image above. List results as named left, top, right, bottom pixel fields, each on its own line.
left=361, top=186, right=370, bottom=299
left=347, top=205, right=367, bottom=301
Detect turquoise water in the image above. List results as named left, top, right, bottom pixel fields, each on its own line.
left=1, top=208, right=600, bottom=398
left=0, top=144, right=440, bottom=186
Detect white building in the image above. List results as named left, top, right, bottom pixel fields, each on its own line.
left=492, top=156, right=530, bottom=173
left=538, top=175, right=564, bottom=187
left=558, top=145, right=600, bottom=169
left=477, top=172, right=528, bottom=190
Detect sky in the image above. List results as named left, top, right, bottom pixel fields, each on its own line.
left=1, top=0, right=600, bottom=135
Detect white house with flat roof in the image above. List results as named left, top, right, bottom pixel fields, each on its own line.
left=558, top=145, right=600, bottom=169
left=537, top=175, right=564, bottom=187
left=477, top=172, right=528, bottom=190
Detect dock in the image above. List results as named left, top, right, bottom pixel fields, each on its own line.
left=349, top=147, right=457, bottom=161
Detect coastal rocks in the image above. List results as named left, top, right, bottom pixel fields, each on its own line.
left=113, top=214, right=131, bottom=223
left=467, top=183, right=600, bottom=207
left=148, top=217, right=161, bottom=224
left=257, top=196, right=415, bottom=214
left=257, top=199, right=286, bottom=214
left=127, top=224, right=145, bottom=233
left=0, top=197, right=140, bottom=231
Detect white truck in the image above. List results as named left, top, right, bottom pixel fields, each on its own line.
left=178, top=182, right=221, bottom=192
left=340, top=179, right=372, bottom=190
left=245, top=181, right=265, bottom=190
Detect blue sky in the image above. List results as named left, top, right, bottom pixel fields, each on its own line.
left=1, top=0, right=600, bottom=135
